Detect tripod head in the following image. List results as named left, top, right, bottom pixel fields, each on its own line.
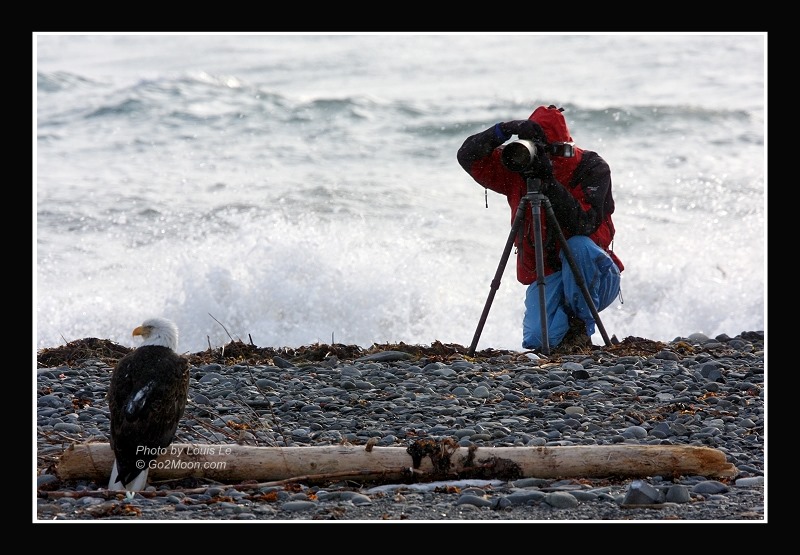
left=522, top=175, right=546, bottom=196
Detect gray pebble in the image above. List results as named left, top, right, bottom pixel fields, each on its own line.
left=280, top=501, right=317, bottom=512
left=693, top=480, right=730, bottom=494
left=545, top=491, right=579, bottom=508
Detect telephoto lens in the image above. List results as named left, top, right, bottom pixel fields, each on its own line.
left=501, top=140, right=539, bottom=172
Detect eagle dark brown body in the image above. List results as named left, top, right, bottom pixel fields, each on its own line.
left=108, top=342, right=189, bottom=490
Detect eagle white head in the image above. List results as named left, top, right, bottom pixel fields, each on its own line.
left=133, top=318, right=179, bottom=351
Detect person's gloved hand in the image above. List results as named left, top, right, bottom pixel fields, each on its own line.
left=524, top=146, right=554, bottom=181
left=500, top=120, right=547, bottom=142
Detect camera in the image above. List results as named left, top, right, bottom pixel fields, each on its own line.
left=501, top=140, right=575, bottom=172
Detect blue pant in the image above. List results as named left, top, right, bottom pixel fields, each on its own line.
left=522, top=236, right=621, bottom=350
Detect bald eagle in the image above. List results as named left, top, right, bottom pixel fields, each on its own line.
left=107, top=318, right=190, bottom=492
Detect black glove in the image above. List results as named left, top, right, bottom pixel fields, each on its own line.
left=457, top=125, right=508, bottom=171
left=500, top=120, right=547, bottom=142
left=523, top=145, right=554, bottom=181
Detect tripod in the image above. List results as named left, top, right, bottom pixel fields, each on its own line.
left=467, top=176, right=612, bottom=356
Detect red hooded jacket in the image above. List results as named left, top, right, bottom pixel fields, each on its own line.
left=458, top=105, right=623, bottom=284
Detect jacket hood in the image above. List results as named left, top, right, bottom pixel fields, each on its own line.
left=529, top=105, right=580, bottom=183
left=529, top=105, right=572, bottom=143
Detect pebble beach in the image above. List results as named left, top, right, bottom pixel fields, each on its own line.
left=35, top=331, right=765, bottom=522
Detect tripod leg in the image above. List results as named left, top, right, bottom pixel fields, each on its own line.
left=529, top=201, right=550, bottom=355
left=467, top=197, right=530, bottom=356
left=541, top=198, right=612, bottom=346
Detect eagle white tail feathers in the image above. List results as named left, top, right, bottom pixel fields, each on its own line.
left=108, top=458, right=149, bottom=492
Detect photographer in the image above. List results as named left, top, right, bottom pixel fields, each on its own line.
left=457, top=105, right=624, bottom=352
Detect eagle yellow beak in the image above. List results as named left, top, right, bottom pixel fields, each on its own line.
left=132, top=325, right=145, bottom=337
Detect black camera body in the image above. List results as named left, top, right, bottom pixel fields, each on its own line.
left=501, top=139, right=575, bottom=173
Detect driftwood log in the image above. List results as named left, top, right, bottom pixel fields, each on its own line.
left=55, top=440, right=736, bottom=485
